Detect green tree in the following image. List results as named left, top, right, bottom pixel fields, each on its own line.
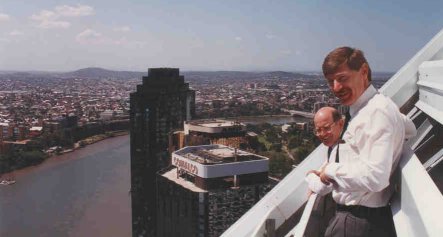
left=287, top=135, right=302, bottom=150
left=0, top=154, right=10, bottom=174
left=290, top=143, right=316, bottom=165
left=270, top=142, right=282, bottom=152
left=260, top=151, right=293, bottom=178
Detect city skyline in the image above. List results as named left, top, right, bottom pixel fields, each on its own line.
left=0, top=1, right=442, bottom=72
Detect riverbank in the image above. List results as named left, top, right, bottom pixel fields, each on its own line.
left=1, top=131, right=129, bottom=178
left=74, top=130, right=129, bottom=149
left=52, top=130, right=129, bottom=154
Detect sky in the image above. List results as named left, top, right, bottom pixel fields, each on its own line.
left=0, top=0, right=442, bottom=72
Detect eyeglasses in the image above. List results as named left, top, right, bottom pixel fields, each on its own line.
left=314, top=122, right=337, bottom=136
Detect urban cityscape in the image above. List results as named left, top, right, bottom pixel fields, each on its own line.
left=0, top=67, right=389, bottom=173
left=0, top=67, right=390, bottom=236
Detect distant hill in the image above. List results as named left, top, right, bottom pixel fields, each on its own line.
left=60, top=67, right=145, bottom=79
left=259, top=71, right=314, bottom=79
left=182, top=71, right=257, bottom=79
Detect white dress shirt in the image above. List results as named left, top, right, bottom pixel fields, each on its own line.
left=322, top=85, right=416, bottom=207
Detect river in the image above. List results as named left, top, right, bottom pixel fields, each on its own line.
left=0, top=135, right=131, bottom=237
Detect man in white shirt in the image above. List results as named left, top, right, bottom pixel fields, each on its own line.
left=304, top=106, right=344, bottom=237
left=306, top=106, right=344, bottom=196
left=317, top=47, right=417, bottom=237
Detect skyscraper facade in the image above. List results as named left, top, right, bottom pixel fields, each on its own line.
left=130, top=68, right=195, bottom=237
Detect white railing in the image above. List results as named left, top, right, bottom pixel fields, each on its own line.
left=221, top=145, right=327, bottom=237
left=284, top=193, right=318, bottom=237
left=390, top=147, right=443, bottom=237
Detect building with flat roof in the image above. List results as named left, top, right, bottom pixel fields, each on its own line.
left=184, top=119, right=246, bottom=137
left=157, top=144, right=275, bottom=237
left=172, top=144, right=268, bottom=189
left=169, top=119, right=248, bottom=154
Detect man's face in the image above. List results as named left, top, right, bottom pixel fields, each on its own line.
left=314, top=113, right=343, bottom=147
left=326, top=63, right=369, bottom=106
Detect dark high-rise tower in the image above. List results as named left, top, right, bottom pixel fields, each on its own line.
left=130, top=68, right=195, bottom=237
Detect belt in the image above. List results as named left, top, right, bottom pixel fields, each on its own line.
left=336, top=204, right=390, bottom=218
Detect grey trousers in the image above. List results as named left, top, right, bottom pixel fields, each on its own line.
left=304, top=194, right=336, bottom=237
left=324, top=206, right=396, bottom=237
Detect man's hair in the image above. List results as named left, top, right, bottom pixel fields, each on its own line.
left=322, top=46, right=372, bottom=82
left=331, top=109, right=342, bottom=122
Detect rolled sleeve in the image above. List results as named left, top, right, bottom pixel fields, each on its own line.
left=324, top=163, right=339, bottom=179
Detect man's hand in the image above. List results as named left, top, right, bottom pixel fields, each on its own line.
left=319, top=165, right=335, bottom=185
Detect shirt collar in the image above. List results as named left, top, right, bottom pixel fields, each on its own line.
left=349, top=84, right=377, bottom=118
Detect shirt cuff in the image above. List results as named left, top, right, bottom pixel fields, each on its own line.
left=306, top=173, right=333, bottom=195
left=324, top=163, right=340, bottom=179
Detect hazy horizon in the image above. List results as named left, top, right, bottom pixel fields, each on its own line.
left=0, top=67, right=396, bottom=75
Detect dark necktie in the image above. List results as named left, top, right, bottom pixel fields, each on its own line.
left=340, top=110, right=351, bottom=139
left=327, top=143, right=341, bottom=163
left=331, top=111, right=350, bottom=163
